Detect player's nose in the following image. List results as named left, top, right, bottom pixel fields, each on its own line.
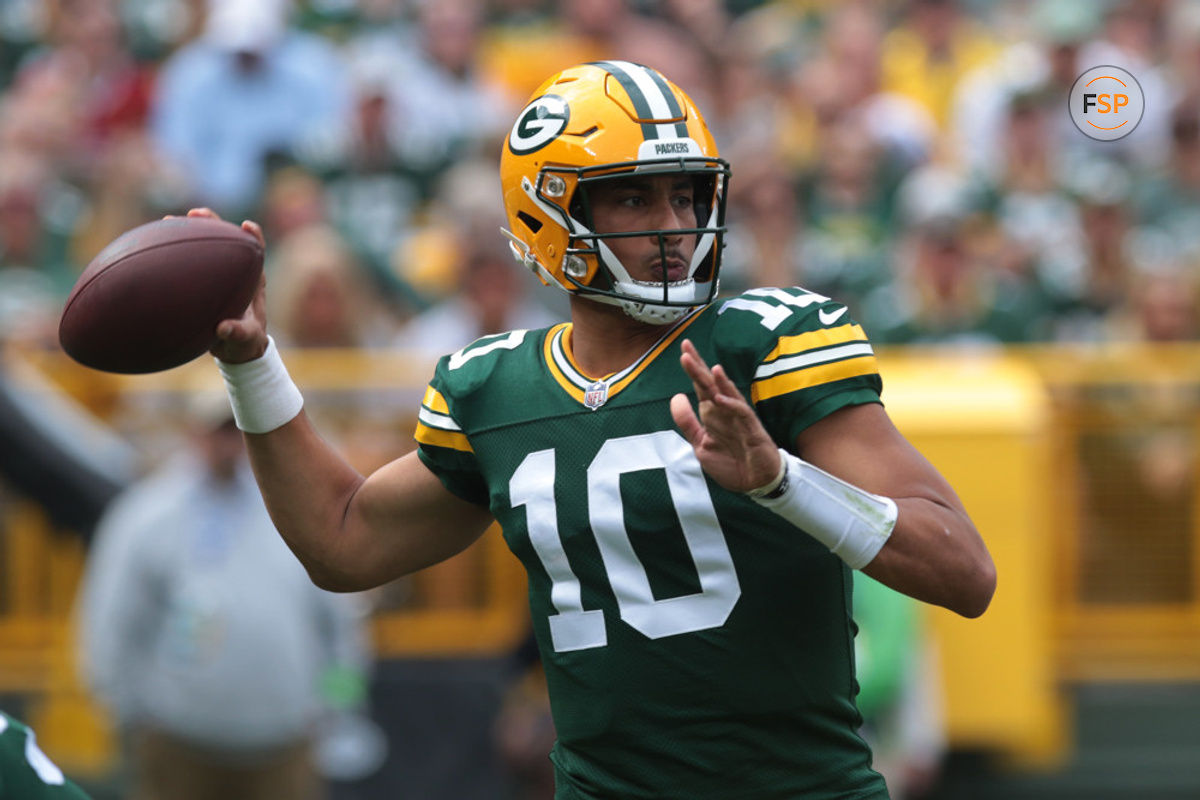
left=645, top=193, right=688, bottom=240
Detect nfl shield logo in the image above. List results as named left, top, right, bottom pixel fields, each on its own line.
left=583, top=379, right=609, bottom=410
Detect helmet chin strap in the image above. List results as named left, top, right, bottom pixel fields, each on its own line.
left=620, top=298, right=693, bottom=325
left=582, top=289, right=693, bottom=325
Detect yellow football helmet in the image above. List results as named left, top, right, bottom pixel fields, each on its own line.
left=500, top=61, right=730, bottom=324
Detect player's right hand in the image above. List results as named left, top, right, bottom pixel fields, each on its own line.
left=185, top=207, right=270, bottom=364
left=670, top=338, right=782, bottom=493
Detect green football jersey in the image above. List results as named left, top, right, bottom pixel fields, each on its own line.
left=416, top=287, right=889, bottom=799
left=0, top=713, right=92, bottom=799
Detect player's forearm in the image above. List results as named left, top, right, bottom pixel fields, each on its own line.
left=862, top=497, right=996, bottom=618
left=748, top=442, right=995, bottom=618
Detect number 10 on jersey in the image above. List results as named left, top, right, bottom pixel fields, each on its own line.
left=510, top=430, right=742, bottom=652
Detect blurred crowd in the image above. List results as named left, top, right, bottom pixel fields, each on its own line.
left=7, top=3, right=1198, bottom=797
left=4, top=0, right=1200, bottom=358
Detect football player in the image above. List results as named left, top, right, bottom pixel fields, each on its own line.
left=203, top=61, right=995, bottom=799
left=0, top=712, right=93, bottom=799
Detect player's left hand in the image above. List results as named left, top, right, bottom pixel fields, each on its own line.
left=670, top=339, right=782, bottom=493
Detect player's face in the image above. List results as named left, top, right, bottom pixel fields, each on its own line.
left=587, top=174, right=698, bottom=283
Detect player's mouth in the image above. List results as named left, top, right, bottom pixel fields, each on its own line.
left=649, top=259, right=689, bottom=282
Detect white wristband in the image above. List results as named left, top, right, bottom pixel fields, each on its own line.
left=215, top=336, right=304, bottom=434
left=750, top=448, right=897, bottom=569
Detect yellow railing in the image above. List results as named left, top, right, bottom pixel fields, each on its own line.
left=3, top=342, right=1200, bottom=771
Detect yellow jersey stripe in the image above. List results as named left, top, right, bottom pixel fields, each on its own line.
left=414, top=422, right=473, bottom=452
left=763, top=323, right=868, bottom=364
left=422, top=385, right=450, bottom=414
left=751, top=355, right=879, bottom=404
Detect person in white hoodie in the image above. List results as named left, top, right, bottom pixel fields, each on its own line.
left=75, top=394, right=371, bottom=800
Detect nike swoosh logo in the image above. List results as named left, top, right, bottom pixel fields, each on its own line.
left=818, top=307, right=847, bottom=326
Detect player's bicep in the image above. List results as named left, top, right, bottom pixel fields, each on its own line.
left=793, top=402, right=966, bottom=512
left=337, top=451, right=495, bottom=588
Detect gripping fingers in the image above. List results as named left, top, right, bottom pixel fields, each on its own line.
left=241, top=219, right=265, bottom=248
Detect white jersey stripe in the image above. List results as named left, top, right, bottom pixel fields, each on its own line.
left=418, top=407, right=461, bottom=431
left=754, top=342, right=876, bottom=380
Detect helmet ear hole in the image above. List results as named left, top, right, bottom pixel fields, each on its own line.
left=517, top=211, right=543, bottom=234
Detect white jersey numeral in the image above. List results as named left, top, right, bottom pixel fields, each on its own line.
left=511, top=431, right=742, bottom=653
left=717, top=287, right=833, bottom=330
left=448, top=330, right=527, bottom=370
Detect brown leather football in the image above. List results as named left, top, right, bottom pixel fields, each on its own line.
left=59, top=217, right=263, bottom=374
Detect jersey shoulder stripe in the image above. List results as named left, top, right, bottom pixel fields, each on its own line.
left=413, top=327, right=552, bottom=453
left=415, top=385, right=472, bottom=452
left=751, top=322, right=878, bottom=403
left=708, top=287, right=881, bottom=445
left=710, top=288, right=880, bottom=391
left=752, top=351, right=878, bottom=403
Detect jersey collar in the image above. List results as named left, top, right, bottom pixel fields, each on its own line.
left=543, top=306, right=705, bottom=409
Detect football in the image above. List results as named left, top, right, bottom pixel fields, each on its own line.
left=59, top=216, right=263, bottom=374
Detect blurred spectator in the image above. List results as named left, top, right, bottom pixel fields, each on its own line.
left=389, top=156, right=565, bottom=316
left=393, top=239, right=561, bottom=360
left=1136, top=105, right=1200, bottom=256
left=1109, top=229, right=1200, bottom=342
left=267, top=221, right=413, bottom=483
left=0, top=151, right=79, bottom=309
left=1, top=1, right=166, bottom=302
left=881, top=0, right=1001, bottom=128
left=809, top=3, right=936, bottom=168
left=720, top=148, right=801, bottom=292
left=793, top=113, right=905, bottom=311
left=982, top=90, right=1088, bottom=312
left=326, top=0, right=512, bottom=303
left=1052, top=159, right=1138, bottom=340
left=259, top=164, right=330, bottom=243
left=342, top=0, right=509, bottom=182
left=9, top=0, right=154, bottom=174
left=150, top=0, right=352, bottom=215
left=863, top=166, right=1050, bottom=345
left=267, top=222, right=400, bottom=349
left=952, top=0, right=1098, bottom=180
left=75, top=393, right=374, bottom=800
left=479, top=0, right=709, bottom=108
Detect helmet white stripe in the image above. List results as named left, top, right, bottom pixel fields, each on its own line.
left=598, top=61, right=685, bottom=141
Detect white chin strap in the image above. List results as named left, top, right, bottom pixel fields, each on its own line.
left=587, top=290, right=693, bottom=325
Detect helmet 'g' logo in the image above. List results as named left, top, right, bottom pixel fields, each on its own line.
left=509, top=95, right=570, bottom=155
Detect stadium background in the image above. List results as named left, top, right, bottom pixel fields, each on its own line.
left=2, top=0, right=1200, bottom=797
